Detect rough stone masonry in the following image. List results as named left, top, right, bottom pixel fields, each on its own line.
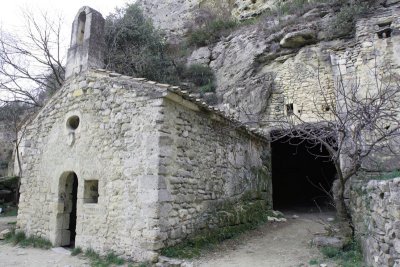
left=16, top=6, right=271, bottom=262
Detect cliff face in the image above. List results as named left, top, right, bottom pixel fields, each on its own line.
left=183, top=2, right=341, bottom=124
left=137, top=0, right=278, bottom=43
left=140, top=0, right=399, bottom=128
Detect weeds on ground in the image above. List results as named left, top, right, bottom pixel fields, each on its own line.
left=78, top=249, right=125, bottom=267
left=72, top=247, right=150, bottom=267
left=4, top=230, right=52, bottom=249
left=79, top=250, right=144, bottom=267
left=320, top=240, right=363, bottom=267
left=71, top=246, right=83, bottom=256
left=161, top=213, right=271, bottom=259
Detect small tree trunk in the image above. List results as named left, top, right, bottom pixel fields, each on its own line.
left=332, top=179, right=354, bottom=241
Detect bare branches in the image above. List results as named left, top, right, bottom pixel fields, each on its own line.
left=226, top=51, right=400, bottom=227
left=0, top=8, right=66, bottom=107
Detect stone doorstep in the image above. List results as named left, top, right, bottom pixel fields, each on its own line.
left=51, top=247, right=72, bottom=256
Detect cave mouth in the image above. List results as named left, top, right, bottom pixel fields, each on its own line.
left=271, top=134, right=337, bottom=212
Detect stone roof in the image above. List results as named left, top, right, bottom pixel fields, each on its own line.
left=92, top=69, right=269, bottom=142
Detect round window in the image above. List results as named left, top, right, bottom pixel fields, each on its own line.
left=67, top=116, right=80, bottom=130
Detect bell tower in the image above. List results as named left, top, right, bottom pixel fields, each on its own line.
left=65, top=6, right=105, bottom=79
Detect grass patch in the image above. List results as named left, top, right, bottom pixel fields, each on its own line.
left=4, top=230, right=52, bottom=249
left=71, top=246, right=83, bottom=256
left=81, top=249, right=125, bottom=267
left=73, top=247, right=149, bottom=267
left=309, top=259, right=319, bottom=265
left=320, top=240, right=363, bottom=267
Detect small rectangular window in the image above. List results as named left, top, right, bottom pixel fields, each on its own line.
left=84, top=180, right=99, bottom=203
left=286, top=103, right=294, bottom=116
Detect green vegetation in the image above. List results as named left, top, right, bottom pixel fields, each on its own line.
left=72, top=248, right=149, bottom=267
left=71, top=246, right=83, bottom=256
left=104, top=4, right=216, bottom=95
left=320, top=240, right=363, bottom=267
left=183, top=64, right=215, bottom=93
left=309, top=259, right=319, bottom=265
left=327, top=2, right=369, bottom=39
left=259, top=0, right=374, bottom=40
left=4, top=230, right=52, bottom=249
left=161, top=200, right=272, bottom=259
left=161, top=222, right=262, bottom=259
left=105, top=4, right=179, bottom=84
left=83, top=249, right=125, bottom=267
left=187, top=18, right=238, bottom=47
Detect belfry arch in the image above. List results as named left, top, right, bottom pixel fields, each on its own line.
left=77, top=12, right=86, bottom=45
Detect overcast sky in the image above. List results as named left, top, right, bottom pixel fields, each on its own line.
left=0, top=0, right=134, bottom=56
left=0, top=0, right=135, bottom=100
left=0, top=0, right=133, bottom=31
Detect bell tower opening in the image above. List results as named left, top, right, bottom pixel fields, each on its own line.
left=77, top=12, right=86, bottom=45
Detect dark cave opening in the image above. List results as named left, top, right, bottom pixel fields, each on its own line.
left=271, top=135, right=337, bottom=212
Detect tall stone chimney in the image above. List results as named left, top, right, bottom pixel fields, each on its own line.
left=65, top=6, right=105, bottom=79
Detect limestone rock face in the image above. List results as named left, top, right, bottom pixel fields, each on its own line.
left=231, top=0, right=277, bottom=20
left=184, top=2, right=400, bottom=140
left=185, top=9, right=333, bottom=124
left=187, top=46, right=211, bottom=66
left=279, top=29, right=317, bottom=48
left=137, top=0, right=200, bottom=43
left=138, top=0, right=279, bottom=42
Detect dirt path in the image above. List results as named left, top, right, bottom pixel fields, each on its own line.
left=194, top=211, right=336, bottom=267
left=0, top=216, right=90, bottom=267
left=0, top=213, right=336, bottom=267
left=0, top=244, right=90, bottom=267
left=0, top=216, right=16, bottom=232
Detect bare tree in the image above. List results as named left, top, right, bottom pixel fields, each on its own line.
left=0, top=8, right=66, bottom=107
left=255, top=60, right=400, bottom=235
left=0, top=8, right=65, bottom=204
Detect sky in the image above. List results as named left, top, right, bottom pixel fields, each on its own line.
left=0, top=0, right=134, bottom=53
left=0, top=0, right=134, bottom=100
left=0, top=0, right=133, bottom=31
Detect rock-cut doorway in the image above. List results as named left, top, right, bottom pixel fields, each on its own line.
left=56, top=172, right=78, bottom=247
left=271, top=135, right=337, bottom=212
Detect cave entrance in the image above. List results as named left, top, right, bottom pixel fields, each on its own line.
left=271, top=134, right=336, bottom=212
